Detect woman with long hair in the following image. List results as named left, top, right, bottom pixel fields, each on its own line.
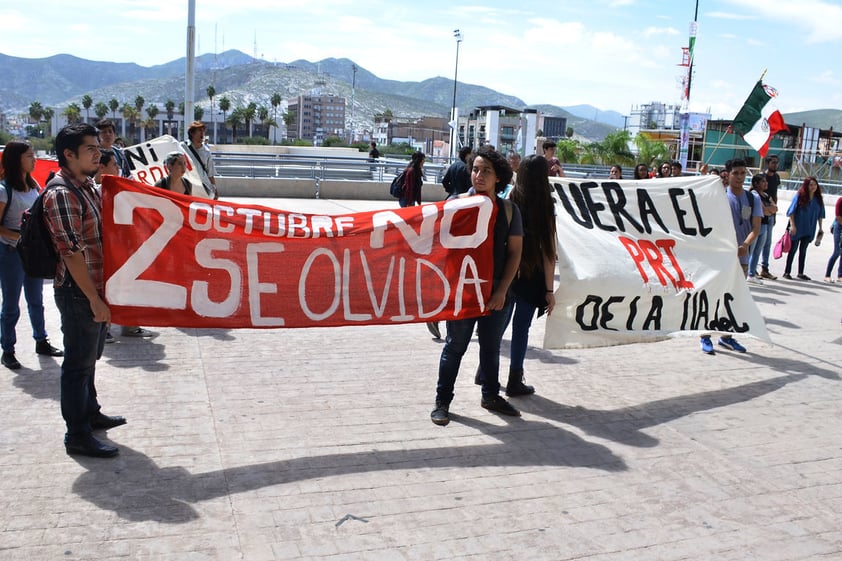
left=746, top=174, right=777, bottom=284
left=505, top=155, right=556, bottom=395
left=0, top=140, right=63, bottom=369
left=783, top=176, right=825, bottom=280
left=399, top=151, right=425, bottom=207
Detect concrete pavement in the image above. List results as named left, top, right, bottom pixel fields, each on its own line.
left=0, top=195, right=840, bottom=561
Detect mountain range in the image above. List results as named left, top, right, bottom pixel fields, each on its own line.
left=0, top=50, right=621, bottom=141
left=1, top=50, right=838, bottom=143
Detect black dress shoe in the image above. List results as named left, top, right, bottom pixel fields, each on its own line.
left=65, top=435, right=119, bottom=458
left=90, top=412, right=127, bottom=430
left=35, top=339, right=64, bottom=357
left=2, top=351, right=21, bottom=370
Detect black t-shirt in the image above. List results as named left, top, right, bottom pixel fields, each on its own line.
left=764, top=170, right=780, bottom=203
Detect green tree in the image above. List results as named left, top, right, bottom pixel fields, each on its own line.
left=42, top=107, right=54, bottom=137
left=109, top=98, right=120, bottom=119
left=94, top=101, right=109, bottom=121
left=28, top=101, right=44, bottom=124
left=121, top=103, right=140, bottom=143
left=633, top=133, right=671, bottom=167
left=194, top=105, right=204, bottom=121
left=244, top=102, right=257, bottom=137
left=134, top=95, right=145, bottom=114
left=218, top=96, right=231, bottom=142
left=81, top=95, right=93, bottom=123
left=598, top=130, right=635, bottom=166
left=322, top=135, right=346, bottom=147
left=63, top=103, right=82, bottom=124
left=227, top=106, right=245, bottom=143
left=270, top=93, right=282, bottom=143
left=565, top=126, right=574, bottom=138
left=206, top=85, right=216, bottom=142
left=556, top=138, right=580, bottom=163
left=257, top=105, right=273, bottom=139
left=145, top=104, right=160, bottom=137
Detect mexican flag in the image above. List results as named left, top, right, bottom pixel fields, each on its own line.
left=731, top=80, right=788, bottom=158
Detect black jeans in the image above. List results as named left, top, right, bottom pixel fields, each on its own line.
left=55, top=285, right=107, bottom=438
left=784, top=237, right=811, bottom=276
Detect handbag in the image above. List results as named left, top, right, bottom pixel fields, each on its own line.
left=773, top=228, right=792, bottom=260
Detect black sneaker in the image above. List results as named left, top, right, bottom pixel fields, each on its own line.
left=431, top=402, right=450, bottom=426
left=2, top=352, right=21, bottom=370
left=35, top=339, right=64, bottom=357
left=480, top=395, right=521, bottom=417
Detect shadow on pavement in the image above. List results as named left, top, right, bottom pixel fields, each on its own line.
left=517, top=372, right=813, bottom=448
left=70, top=416, right=626, bottom=523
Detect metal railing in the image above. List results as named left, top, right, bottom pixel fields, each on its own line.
left=211, top=152, right=842, bottom=196
left=214, top=152, right=448, bottom=184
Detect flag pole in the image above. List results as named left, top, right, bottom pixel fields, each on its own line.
left=703, top=69, right=769, bottom=166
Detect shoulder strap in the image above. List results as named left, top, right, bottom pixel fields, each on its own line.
left=45, top=177, right=89, bottom=218
left=186, top=143, right=209, bottom=175
left=1, top=180, right=11, bottom=225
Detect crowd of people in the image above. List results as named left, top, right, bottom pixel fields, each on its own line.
left=0, top=123, right=838, bottom=453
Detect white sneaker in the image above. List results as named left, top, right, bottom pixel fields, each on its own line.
left=747, top=276, right=763, bottom=285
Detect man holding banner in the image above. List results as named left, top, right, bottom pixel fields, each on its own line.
left=700, top=158, right=762, bottom=354
left=183, top=121, right=218, bottom=200
left=44, top=124, right=125, bottom=458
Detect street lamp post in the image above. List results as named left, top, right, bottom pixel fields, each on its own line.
left=449, top=29, right=462, bottom=163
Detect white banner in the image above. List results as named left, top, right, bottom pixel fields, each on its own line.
left=544, top=175, right=770, bottom=348
left=122, top=135, right=214, bottom=199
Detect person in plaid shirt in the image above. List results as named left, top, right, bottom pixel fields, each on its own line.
left=44, top=123, right=125, bottom=458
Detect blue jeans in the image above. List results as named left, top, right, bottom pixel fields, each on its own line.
left=761, top=214, right=775, bottom=269
left=825, top=222, right=842, bottom=278
left=436, top=299, right=513, bottom=404
left=748, top=222, right=770, bottom=277
left=55, top=284, right=107, bottom=438
left=0, top=244, right=48, bottom=353
left=509, top=294, right=537, bottom=372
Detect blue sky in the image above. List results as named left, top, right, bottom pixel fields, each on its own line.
left=1, top=0, right=840, bottom=119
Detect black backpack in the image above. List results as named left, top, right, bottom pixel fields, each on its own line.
left=16, top=182, right=87, bottom=279
left=389, top=170, right=406, bottom=198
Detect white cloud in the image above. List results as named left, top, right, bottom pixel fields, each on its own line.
left=725, top=0, right=842, bottom=41
left=643, top=26, right=680, bottom=38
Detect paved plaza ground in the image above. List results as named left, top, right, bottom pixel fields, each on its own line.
left=1, top=195, right=840, bottom=561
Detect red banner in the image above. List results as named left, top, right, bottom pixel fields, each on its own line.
left=34, top=158, right=60, bottom=187
left=102, top=176, right=497, bottom=328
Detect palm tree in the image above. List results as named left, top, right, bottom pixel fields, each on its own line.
left=121, top=103, right=140, bottom=144
left=63, top=103, right=82, bottom=124
left=109, top=98, right=120, bottom=119
left=244, top=102, right=257, bottom=138
left=42, top=107, right=55, bottom=137
left=282, top=111, right=295, bottom=139
left=228, top=107, right=245, bottom=143
left=94, top=101, right=109, bottom=122
left=599, top=130, right=635, bottom=166
left=258, top=105, right=271, bottom=139
left=634, top=134, right=671, bottom=167
left=207, top=85, right=216, bottom=142
left=145, top=104, right=160, bottom=138
left=218, top=96, right=230, bottom=142
left=194, top=105, right=204, bottom=121
left=28, top=101, right=44, bottom=124
left=81, top=95, right=93, bottom=123
left=270, top=93, right=281, bottom=143
left=134, top=95, right=145, bottom=115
